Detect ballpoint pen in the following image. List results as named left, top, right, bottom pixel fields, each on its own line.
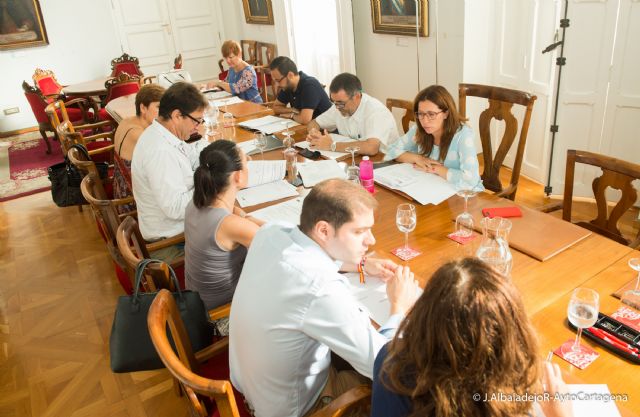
left=358, top=257, right=366, bottom=284
left=587, top=327, right=639, bottom=355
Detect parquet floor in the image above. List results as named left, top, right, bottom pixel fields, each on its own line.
left=0, top=174, right=637, bottom=417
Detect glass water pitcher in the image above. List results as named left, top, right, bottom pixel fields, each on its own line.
left=476, top=216, right=513, bottom=276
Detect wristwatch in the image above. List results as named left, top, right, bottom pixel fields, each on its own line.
left=330, top=141, right=336, bottom=152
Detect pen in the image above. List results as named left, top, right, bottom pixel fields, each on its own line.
left=587, top=327, right=639, bottom=355
left=358, top=257, right=366, bottom=284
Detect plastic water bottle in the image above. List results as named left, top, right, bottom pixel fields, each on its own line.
left=359, top=156, right=374, bottom=193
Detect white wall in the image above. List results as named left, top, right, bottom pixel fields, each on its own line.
left=219, top=0, right=276, bottom=50
left=0, top=0, right=121, bottom=133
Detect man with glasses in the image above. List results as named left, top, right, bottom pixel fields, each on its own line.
left=269, top=56, right=331, bottom=125
left=307, top=73, right=398, bottom=155
left=131, top=82, right=209, bottom=261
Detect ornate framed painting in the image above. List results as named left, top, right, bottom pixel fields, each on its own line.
left=241, top=0, right=274, bottom=25
left=0, top=0, right=49, bottom=50
left=371, top=0, right=429, bottom=37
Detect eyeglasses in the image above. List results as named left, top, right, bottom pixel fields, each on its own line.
left=183, top=112, right=204, bottom=125
left=415, top=110, right=444, bottom=121
left=273, top=74, right=287, bottom=83
left=331, top=96, right=353, bottom=109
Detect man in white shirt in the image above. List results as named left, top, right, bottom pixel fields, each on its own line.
left=131, top=82, right=209, bottom=253
left=229, top=179, right=418, bottom=417
left=306, top=73, right=398, bottom=155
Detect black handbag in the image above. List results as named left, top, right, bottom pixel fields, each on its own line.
left=109, top=259, right=213, bottom=373
left=48, top=144, right=109, bottom=207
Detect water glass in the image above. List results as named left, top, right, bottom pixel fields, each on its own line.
left=396, top=203, right=417, bottom=256
left=567, top=288, right=599, bottom=351
left=621, top=258, right=640, bottom=310
left=254, top=133, right=267, bottom=159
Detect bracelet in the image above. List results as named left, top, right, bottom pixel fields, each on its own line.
left=290, top=113, right=294, bottom=120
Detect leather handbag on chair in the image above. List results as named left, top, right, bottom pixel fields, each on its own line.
left=109, top=259, right=213, bottom=373
left=48, top=144, right=108, bottom=207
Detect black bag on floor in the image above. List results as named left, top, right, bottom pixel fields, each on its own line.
left=47, top=144, right=108, bottom=207
left=109, top=259, right=213, bottom=373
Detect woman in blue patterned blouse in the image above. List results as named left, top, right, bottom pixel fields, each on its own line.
left=209, top=40, right=263, bottom=104
left=384, top=85, right=483, bottom=190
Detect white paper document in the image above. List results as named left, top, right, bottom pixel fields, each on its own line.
left=374, top=163, right=456, bottom=205
left=566, top=384, right=622, bottom=417
left=236, top=180, right=298, bottom=208
left=239, top=115, right=300, bottom=134
left=343, top=272, right=391, bottom=326
left=297, top=160, right=347, bottom=187
left=246, top=160, right=287, bottom=188
left=205, top=90, right=232, bottom=100
left=215, top=96, right=244, bottom=106
left=249, top=194, right=306, bottom=224
left=296, top=140, right=349, bottom=160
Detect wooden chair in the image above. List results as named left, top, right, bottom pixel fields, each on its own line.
left=98, top=73, right=142, bottom=120
left=386, top=98, right=415, bottom=134
left=544, top=149, right=640, bottom=249
left=459, top=83, right=537, bottom=201
left=57, top=121, right=115, bottom=165
left=32, top=68, right=64, bottom=102
left=255, top=42, right=277, bottom=102
left=148, top=288, right=372, bottom=417
left=110, top=52, right=143, bottom=77
left=240, top=40, right=258, bottom=65
left=45, top=99, right=110, bottom=137
left=115, top=215, right=186, bottom=290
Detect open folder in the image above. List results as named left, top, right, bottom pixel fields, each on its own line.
left=235, top=161, right=298, bottom=208
left=238, top=115, right=300, bottom=134
left=374, top=163, right=456, bottom=205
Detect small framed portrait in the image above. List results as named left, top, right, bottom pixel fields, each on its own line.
left=0, top=0, right=49, bottom=50
left=241, top=0, right=274, bottom=25
left=371, top=0, right=429, bottom=37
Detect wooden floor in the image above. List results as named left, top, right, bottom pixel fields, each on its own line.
left=0, top=175, right=638, bottom=416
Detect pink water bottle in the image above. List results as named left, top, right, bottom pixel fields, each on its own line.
left=359, top=156, right=374, bottom=193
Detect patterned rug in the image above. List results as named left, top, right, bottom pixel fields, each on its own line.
left=0, top=132, right=63, bottom=202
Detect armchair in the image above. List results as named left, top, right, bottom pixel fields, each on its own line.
left=110, top=52, right=143, bottom=77
left=32, top=68, right=64, bottom=102
left=98, top=73, right=142, bottom=121
left=386, top=98, right=414, bottom=134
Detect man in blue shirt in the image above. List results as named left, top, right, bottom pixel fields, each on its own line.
left=269, top=56, right=331, bottom=124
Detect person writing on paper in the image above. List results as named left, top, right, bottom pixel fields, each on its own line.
left=371, top=257, right=573, bottom=417
left=230, top=179, right=419, bottom=417
left=306, top=73, right=398, bottom=156
left=269, top=56, right=331, bottom=124
left=384, top=85, right=483, bottom=189
left=207, top=40, right=263, bottom=104
left=185, top=140, right=264, bottom=332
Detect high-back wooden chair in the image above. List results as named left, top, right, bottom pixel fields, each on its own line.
left=254, top=41, right=277, bottom=102
left=99, top=73, right=142, bottom=120
left=57, top=121, right=114, bottom=164
left=148, top=288, right=372, bottom=417
left=21, top=81, right=67, bottom=154
left=240, top=40, right=258, bottom=65
left=110, top=52, right=143, bottom=77
left=556, top=149, right=640, bottom=248
left=32, top=68, right=64, bottom=101
left=386, top=98, right=415, bottom=134
left=459, top=83, right=537, bottom=201
left=45, top=99, right=110, bottom=136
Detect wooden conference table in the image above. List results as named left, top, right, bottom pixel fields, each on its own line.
left=216, top=108, right=639, bottom=414
left=62, top=76, right=112, bottom=97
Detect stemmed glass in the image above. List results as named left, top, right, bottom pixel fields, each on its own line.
left=567, top=287, right=599, bottom=352
left=345, top=146, right=360, bottom=166
left=621, top=258, right=640, bottom=309
left=204, top=102, right=219, bottom=140
left=454, top=180, right=479, bottom=238
left=345, top=146, right=360, bottom=184
left=396, top=203, right=417, bottom=258
left=254, top=133, right=267, bottom=159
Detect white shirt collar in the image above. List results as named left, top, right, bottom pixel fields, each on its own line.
left=289, top=226, right=343, bottom=272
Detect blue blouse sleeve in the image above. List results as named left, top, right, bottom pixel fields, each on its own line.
left=383, top=125, right=419, bottom=161
left=444, top=125, right=484, bottom=190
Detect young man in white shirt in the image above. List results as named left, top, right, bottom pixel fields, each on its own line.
left=306, top=73, right=398, bottom=155
left=229, top=179, right=419, bottom=417
left=131, top=82, right=208, bottom=259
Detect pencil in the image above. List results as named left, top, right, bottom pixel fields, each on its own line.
left=358, top=258, right=365, bottom=284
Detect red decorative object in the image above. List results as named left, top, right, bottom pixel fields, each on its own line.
left=110, top=52, right=143, bottom=77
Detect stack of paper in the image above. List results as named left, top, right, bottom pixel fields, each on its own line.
left=374, top=163, right=456, bottom=205
left=205, top=90, right=232, bottom=100
left=249, top=194, right=306, bottom=224
left=234, top=161, right=297, bottom=208
left=236, top=135, right=284, bottom=156
left=297, top=160, right=347, bottom=187
left=239, top=116, right=300, bottom=134
left=215, top=96, right=244, bottom=107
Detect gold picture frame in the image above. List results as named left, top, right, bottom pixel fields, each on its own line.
left=371, top=0, right=429, bottom=37
left=241, top=0, right=274, bottom=25
left=0, top=0, right=49, bottom=50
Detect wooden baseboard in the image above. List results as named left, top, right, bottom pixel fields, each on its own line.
left=0, top=126, right=39, bottom=138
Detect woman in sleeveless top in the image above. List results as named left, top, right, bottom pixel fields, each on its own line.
left=207, top=39, right=263, bottom=103
left=185, top=140, right=264, bottom=329
left=113, top=84, right=165, bottom=213
left=371, top=258, right=573, bottom=417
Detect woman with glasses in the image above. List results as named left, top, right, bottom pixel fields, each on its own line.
left=208, top=40, right=262, bottom=104
left=384, top=85, right=483, bottom=189
left=371, top=257, right=573, bottom=417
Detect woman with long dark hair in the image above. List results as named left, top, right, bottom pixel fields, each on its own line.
left=372, top=258, right=573, bottom=417
left=384, top=85, right=483, bottom=189
left=185, top=140, right=264, bottom=315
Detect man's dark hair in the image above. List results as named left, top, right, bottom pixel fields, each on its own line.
left=269, top=56, right=298, bottom=76
left=299, top=179, right=377, bottom=234
left=158, top=82, right=207, bottom=119
left=329, top=73, right=362, bottom=96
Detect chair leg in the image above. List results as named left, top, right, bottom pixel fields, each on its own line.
left=39, top=128, right=52, bottom=154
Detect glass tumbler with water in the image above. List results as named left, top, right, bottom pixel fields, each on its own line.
left=567, top=287, right=599, bottom=352
left=476, top=216, right=513, bottom=276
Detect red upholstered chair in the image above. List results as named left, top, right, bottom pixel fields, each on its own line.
left=32, top=68, right=65, bottom=102
left=57, top=121, right=115, bottom=165
left=174, top=53, right=183, bottom=70
left=98, top=73, right=142, bottom=121
left=22, top=81, right=91, bottom=154
left=110, top=52, right=143, bottom=77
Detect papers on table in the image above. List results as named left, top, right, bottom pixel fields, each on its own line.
left=246, top=160, right=286, bottom=188
left=205, top=90, right=232, bottom=100
left=215, top=96, right=244, bottom=107
left=374, top=163, right=456, bottom=205
left=249, top=194, right=306, bottom=224
left=296, top=140, right=349, bottom=160
left=236, top=180, right=298, bottom=208
left=566, top=385, right=622, bottom=417
left=239, top=115, right=300, bottom=134
left=297, top=160, right=347, bottom=187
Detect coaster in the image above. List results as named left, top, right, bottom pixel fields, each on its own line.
left=391, top=246, right=422, bottom=261
left=553, top=339, right=600, bottom=369
left=610, top=306, right=640, bottom=332
left=447, top=231, right=477, bottom=245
